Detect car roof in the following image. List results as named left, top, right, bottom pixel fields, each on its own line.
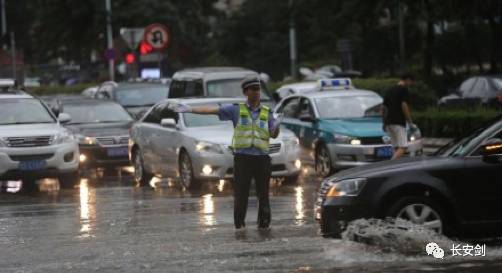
left=173, top=67, right=257, bottom=81
left=294, top=89, right=381, bottom=99
left=61, top=98, right=122, bottom=106
left=164, top=97, right=246, bottom=105
left=115, top=82, right=169, bottom=90
left=277, top=82, right=318, bottom=92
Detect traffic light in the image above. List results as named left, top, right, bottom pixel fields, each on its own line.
left=139, top=40, right=153, bottom=55
left=125, top=53, right=135, bottom=64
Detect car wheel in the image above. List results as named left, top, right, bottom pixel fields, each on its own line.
left=282, top=174, right=300, bottom=184
left=59, top=171, right=80, bottom=189
left=315, top=144, right=332, bottom=177
left=134, top=149, right=153, bottom=187
left=386, top=196, right=447, bottom=235
left=179, top=151, right=199, bottom=189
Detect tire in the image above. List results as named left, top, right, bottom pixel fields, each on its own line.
left=179, top=151, right=199, bottom=189
left=315, top=144, right=333, bottom=178
left=133, top=149, right=153, bottom=187
left=282, top=174, right=300, bottom=184
left=385, top=196, right=449, bottom=235
left=59, top=171, right=80, bottom=189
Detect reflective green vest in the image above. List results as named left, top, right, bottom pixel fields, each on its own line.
left=232, top=103, right=270, bottom=153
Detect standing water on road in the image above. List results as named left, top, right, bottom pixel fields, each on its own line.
left=1, top=170, right=502, bottom=272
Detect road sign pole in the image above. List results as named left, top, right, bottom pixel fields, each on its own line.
left=105, top=0, right=114, bottom=81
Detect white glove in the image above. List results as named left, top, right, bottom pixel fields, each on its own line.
left=169, top=103, right=192, bottom=113
left=272, top=113, right=284, bottom=130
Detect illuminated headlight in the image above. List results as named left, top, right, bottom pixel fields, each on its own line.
left=408, top=128, right=422, bottom=142
left=202, top=165, right=213, bottom=175
left=76, top=134, right=97, bottom=145
left=326, top=178, right=367, bottom=197
left=350, top=139, right=361, bottom=145
left=79, top=154, right=87, bottom=163
left=53, top=130, right=75, bottom=144
left=195, top=141, right=223, bottom=154
left=295, top=159, right=302, bottom=169
left=333, top=133, right=352, bottom=144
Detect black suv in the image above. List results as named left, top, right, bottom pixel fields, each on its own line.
left=317, top=116, right=502, bottom=238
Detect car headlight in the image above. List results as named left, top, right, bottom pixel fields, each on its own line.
left=333, top=133, right=357, bottom=144
left=408, top=128, right=422, bottom=142
left=326, top=178, right=367, bottom=197
left=0, top=137, right=7, bottom=147
left=75, top=134, right=96, bottom=145
left=53, top=130, right=75, bottom=144
left=283, top=137, right=299, bottom=148
left=195, top=141, right=224, bottom=154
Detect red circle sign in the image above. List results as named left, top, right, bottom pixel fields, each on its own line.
left=143, top=24, right=170, bottom=50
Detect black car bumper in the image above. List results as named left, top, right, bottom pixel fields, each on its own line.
left=320, top=197, right=370, bottom=238
left=79, top=145, right=130, bottom=168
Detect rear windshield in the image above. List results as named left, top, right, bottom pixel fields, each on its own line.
left=115, top=86, right=169, bottom=107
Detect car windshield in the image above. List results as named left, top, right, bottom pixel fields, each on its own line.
left=182, top=103, right=233, bottom=127
left=314, top=95, right=383, bottom=119
left=207, top=79, right=271, bottom=100
left=63, top=103, right=133, bottom=124
left=437, top=118, right=502, bottom=157
left=115, top=86, right=168, bottom=107
left=0, top=98, right=55, bottom=125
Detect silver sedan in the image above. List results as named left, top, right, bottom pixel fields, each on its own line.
left=129, top=98, right=302, bottom=188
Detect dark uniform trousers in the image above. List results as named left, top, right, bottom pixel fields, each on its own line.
left=233, top=153, right=271, bottom=228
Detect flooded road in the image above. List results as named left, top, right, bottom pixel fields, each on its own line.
left=1, top=168, right=502, bottom=273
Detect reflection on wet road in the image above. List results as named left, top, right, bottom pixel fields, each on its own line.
left=1, top=170, right=502, bottom=273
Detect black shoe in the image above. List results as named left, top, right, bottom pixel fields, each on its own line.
left=235, top=222, right=246, bottom=229
left=258, top=220, right=270, bottom=229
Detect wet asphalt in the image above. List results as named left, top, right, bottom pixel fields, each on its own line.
left=1, top=167, right=502, bottom=273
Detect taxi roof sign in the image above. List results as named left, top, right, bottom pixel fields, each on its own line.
left=317, top=78, right=353, bottom=90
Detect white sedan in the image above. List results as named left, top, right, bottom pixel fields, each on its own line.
left=129, top=98, right=302, bottom=188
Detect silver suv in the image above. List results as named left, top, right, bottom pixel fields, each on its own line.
left=0, top=89, right=80, bottom=190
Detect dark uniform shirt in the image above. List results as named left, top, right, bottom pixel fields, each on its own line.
left=383, top=85, right=410, bottom=126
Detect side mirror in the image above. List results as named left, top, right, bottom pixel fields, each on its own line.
left=58, top=113, right=71, bottom=124
left=161, top=118, right=177, bottom=128
left=481, top=141, right=502, bottom=163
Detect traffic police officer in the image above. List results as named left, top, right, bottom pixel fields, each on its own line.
left=171, top=75, right=280, bottom=229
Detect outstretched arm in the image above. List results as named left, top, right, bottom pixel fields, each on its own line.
left=190, top=106, right=219, bottom=115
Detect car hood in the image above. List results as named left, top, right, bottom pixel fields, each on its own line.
left=66, top=122, right=132, bottom=137
left=317, top=117, right=385, bottom=137
left=333, top=156, right=455, bottom=179
left=0, top=123, right=63, bottom=138
left=183, top=125, right=294, bottom=145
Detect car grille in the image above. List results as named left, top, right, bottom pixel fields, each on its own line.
left=5, top=136, right=54, bottom=147
left=360, top=137, right=385, bottom=145
left=225, top=143, right=282, bottom=154
left=269, top=143, right=281, bottom=154
left=96, top=136, right=129, bottom=146
left=316, top=181, right=332, bottom=208
left=9, top=153, right=54, bottom=161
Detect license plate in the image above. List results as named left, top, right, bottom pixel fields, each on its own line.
left=18, top=160, right=47, bottom=171
left=107, top=147, right=129, bottom=157
left=375, top=146, right=393, bottom=158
